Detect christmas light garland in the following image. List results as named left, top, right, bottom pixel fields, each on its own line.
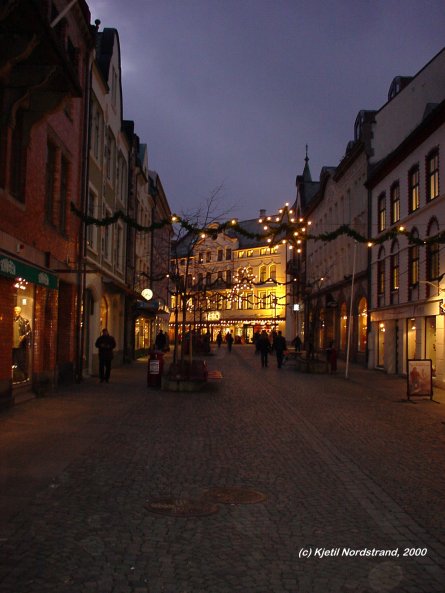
left=71, top=202, right=445, bottom=246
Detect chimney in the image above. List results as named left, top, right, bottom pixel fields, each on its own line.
left=259, top=209, right=266, bottom=218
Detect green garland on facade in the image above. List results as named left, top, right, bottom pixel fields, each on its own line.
left=70, top=202, right=445, bottom=247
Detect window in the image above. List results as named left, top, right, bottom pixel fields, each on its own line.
left=102, top=207, right=112, bottom=262
left=59, top=156, right=69, bottom=234
left=259, top=266, right=266, bottom=283
left=258, top=291, right=267, bottom=309
left=247, top=249, right=253, bottom=257
left=217, top=249, right=223, bottom=261
left=87, top=191, right=98, bottom=249
left=377, top=193, right=386, bottom=232
left=408, top=166, right=420, bottom=213
left=10, top=109, right=26, bottom=203
left=206, top=272, right=212, bottom=286
left=206, top=251, right=211, bottom=263
left=408, top=230, right=419, bottom=288
left=198, top=252, right=203, bottom=263
left=390, top=240, right=399, bottom=303
left=92, top=103, right=102, bottom=160
left=270, top=264, right=276, bottom=281
left=390, top=182, right=400, bottom=224
left=45, top=142, right=57, bottom=225
left=226, top=248, right=232, bottom=260
left=115, top=223, right=124, bottom=271
left=426, top=219, right=440, bottom=292
left=426, top=149, right=439, bottom=202
left=246, top=292, right=253, bottom=309
left=377, top=247, right=385, bottom=305
left=226, top=270, right=232, bottom=285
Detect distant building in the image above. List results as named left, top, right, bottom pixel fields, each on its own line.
left=169, top=212, right=289, bottom=346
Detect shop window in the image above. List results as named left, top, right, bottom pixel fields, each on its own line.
left=425, top=316, right=436, bottom=376
left=357, top=297, right=367, bottom=352
left=426, top=149, right=439, bottom=202
left=12, top=281, right=34, bottom=384
left=339, top=302, right=347, bottom=351
left=408, top=165, right=420, bottom=213
left=377, top=322, right=385, bottom=367
left=390, top=182, right=400, bottom=224
left=407, top=318, right=416, bottom=360
left=100, top=296, right=109, bottom=330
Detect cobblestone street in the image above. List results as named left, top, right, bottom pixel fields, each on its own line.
left=1, top=346, right=444, bottom=593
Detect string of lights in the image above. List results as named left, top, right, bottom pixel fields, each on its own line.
left=71, top=202, right=445, bottom=247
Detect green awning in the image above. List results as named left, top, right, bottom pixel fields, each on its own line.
left=0, top=253, right=58, bottom=290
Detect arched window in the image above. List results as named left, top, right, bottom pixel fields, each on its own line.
left=390, top=240, right=399, bottom=303
left=259, top=265, right=266, bottom=283
left=377, top=247, right=386, bottom=306
left=269, top=264, right=276, bottom=281
left=357, top=297, right=367, bottom=352
left=408, top=228, right=419, bottom=296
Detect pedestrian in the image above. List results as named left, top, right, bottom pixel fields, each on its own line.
left=292, top=334, right=302, bottom=353
left=257, top=330, right=271, bottom=368
left=326, top=340, right=337, bottom=373
left=216, top=331, right=223, bottom=348
left=226, top=331, right=234, bottom=352
left=155, top=329, right=167, bottom=351
left=95, top=328, right=116, bottom=383
left=274, top=330, right=287, bottom=368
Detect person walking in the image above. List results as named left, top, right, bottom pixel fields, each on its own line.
left=292, top=334, right=302, bottom=353
left=216, top=331, right=223, bottom=348
left=274, top=330, right=287, bottom=368
left=155, top=329, right=167, bottom=352
left=257, top=330, right=271, bottom=368
left=95, top=328, right=116, bottom=383
left=226, top=331, right=234, bottom=353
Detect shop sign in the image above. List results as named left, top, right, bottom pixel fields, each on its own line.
left=0, top=254, right=58, bottom=289
left=439, top=300, right=445, bottom=315
left=207, top=311, right=221, bottom=321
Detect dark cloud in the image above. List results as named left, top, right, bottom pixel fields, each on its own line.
left=88, top=0, right=445, bottom=219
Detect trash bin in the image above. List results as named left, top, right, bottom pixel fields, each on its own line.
left=147, top=350, right=164, bottom=388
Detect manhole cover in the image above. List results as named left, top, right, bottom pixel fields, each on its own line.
left=202, top=487, right=267, bottom=505
left=145, top=498, right=219, bottom=517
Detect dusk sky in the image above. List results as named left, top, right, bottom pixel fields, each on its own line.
left=87, top=0, right=445, bottom=221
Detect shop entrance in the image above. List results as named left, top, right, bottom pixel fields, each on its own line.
left=12, top=280, right=34, bottom=384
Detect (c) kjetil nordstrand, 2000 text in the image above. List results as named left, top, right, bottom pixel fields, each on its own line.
left=298, top=547, right=428, bottom=559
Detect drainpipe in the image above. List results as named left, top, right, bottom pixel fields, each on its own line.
left=75, top=22, right=96, bottom=382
